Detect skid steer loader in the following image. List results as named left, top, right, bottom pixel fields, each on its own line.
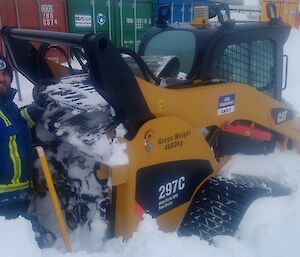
left=1, top=3, right=299, bottom=242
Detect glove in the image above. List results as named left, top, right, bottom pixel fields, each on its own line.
left=33, top=93, right=52, bottom=110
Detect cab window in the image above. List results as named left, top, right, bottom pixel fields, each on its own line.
left=143, top=30, right=196, bottom=74
left=210, top=39, right=276, bottom=97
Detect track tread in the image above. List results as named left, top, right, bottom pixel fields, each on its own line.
left=178, top=174, right=291, bottom=241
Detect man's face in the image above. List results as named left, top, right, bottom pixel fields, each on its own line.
left=0, top=70, right=11, bottom=96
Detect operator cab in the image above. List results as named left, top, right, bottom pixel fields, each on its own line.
left=138, top=3, right=290, bottom=100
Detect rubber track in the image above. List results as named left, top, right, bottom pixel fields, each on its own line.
left=178, top=174, right=291, bottom=241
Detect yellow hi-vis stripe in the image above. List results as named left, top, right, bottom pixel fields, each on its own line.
left=20, top=108, right=35, bottom=128
left=0, top=181, right=30, bottom=194
left=0, top=111, right=11, bottom=126
left=9, top=135, right=22, bottom=184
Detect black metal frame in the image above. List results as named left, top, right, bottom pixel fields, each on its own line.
left=1, top=27, right=154, bottom=140
left=282, top=54, right=288, bottom=91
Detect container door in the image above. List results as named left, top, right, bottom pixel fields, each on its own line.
left=181, top=2, right=185, bottom=22
left=115, top=0, right=135, bottom=49
left=16, top=0, right=41, bottom=29
left=67, top=0, right=93, bottom=34
left=39, top=0, right=68, bottom=32
left=0, top=0, right=68, bottom=63
left=173, top=2, right=182, bottom=23
left=115, top=0, right=153, bottom=50
left=38, top=0, right=69, bottom=63
left=67, top=0, right=114, bottom=43
left=0, top=0, right=18, bottom=55
left=136, top=0, right=153, bottom=51
left=185, top=3, right=192, bottom=23
left=94, top=0, right=114, bottom=42
left=156, top=0, right=182, bottom=23
left=156, top=0, right=191, bottom=23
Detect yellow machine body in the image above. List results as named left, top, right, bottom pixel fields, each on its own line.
left=46, top=60, right=300, bottom=239
left=106, top=78, right=300, bottom=239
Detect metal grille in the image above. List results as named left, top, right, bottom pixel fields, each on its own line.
left=210, top=40, right=276, bottom=96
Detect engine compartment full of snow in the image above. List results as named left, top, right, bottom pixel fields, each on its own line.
left=36, top=74, right=128, bottom=162
left=33, top=74, right=125, bottom=233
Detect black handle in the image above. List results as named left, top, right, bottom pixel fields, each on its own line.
left=282, top=55, right=288, bottom=90
left=1, top=27, right=87, bottom=47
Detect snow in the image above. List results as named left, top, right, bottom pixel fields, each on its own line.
left=0, top=217, right=41, bottom=257
left=243, top=0, right=259, bottom=6
left=2, top=27, right=300, bottom=257
left=12, top=72, right=34, bottom=107
left=33, top=74, right=129, bottom=166
left=283, top=28, right=300, bottom=104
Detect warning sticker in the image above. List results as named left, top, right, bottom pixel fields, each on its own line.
left=217, top=94, right=235, bottom=115
left=75, top=15, right=92, bottom=27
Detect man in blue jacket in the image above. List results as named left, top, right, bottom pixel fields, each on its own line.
left=0, top=53, right=54, bottom=247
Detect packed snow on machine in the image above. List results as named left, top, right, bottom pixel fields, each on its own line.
left=33, top=75, right=128, bottom=235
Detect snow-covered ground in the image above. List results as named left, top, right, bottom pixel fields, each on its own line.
left=2, top=27, right=300, bottom=257
left=244, top=0, right=259, bottom=6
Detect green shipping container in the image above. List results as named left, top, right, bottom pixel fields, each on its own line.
left=67, top=0, right=153, bottom=51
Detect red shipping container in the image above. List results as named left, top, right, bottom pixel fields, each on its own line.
left=0, top=0, right=68, bottom=63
